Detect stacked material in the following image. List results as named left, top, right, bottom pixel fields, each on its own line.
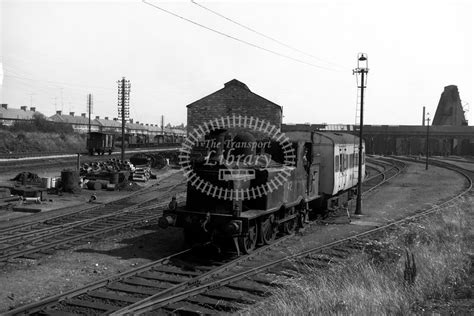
left=132, top=167, right=151, bottom=182
left=10, top=172, right=41, bottom=185
left=80, top=159, right=135, bottom=176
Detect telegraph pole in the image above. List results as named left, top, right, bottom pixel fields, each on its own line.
left=425, top=115, right=430, bottom=170
left=117, top=77, right=131, bottom=161
left=87, top=94, right=93, bottom=134
left=353, top=53, right=369, bottom=215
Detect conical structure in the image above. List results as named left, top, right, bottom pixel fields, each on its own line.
left=432, top=85, right=468, bottom=126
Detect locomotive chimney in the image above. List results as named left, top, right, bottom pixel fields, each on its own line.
left=422, top=106, right=426, bottom=126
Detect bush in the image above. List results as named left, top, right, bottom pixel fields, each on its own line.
left=10, top=113, right=73, bottom=134
left=244, top=199, right=472, bottom=315
left=0, top=129, right=86, bottom=154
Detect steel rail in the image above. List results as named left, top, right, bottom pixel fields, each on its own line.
left=4, top=157, right=410, bottom=315
left=363, top=159, right=405, bottom=195
left=5, top=233, right=293, bottom=315
left=0, top=180, right=185, bottom=237
left=117, top=160, right=471, bottom=315
left=2, top=248, right=193, bottom=316
left=0, top=186, right=157, bottom=236
left=0, top=195, right=186, bottom=262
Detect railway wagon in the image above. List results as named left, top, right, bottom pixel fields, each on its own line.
left=87, top=131, right=184, bottom=155
left=86, top=132, right=114, bottom=155
left=159, top=129, right=365, bottom=255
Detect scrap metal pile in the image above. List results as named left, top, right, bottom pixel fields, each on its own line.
left=79, top=159, right=135, bottom=176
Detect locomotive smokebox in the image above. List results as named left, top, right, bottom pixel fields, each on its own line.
left=227, top=132, right=256, bottom=156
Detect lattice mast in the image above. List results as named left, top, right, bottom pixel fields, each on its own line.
left=118, top=77, right=131, bottom=161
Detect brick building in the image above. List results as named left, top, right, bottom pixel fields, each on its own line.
left=186, top=79, right=282, bottom=136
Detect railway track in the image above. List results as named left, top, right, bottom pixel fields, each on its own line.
left=3, top=157, right=411, bottom=315
left=0, top=146, right=181, bottom=161
left=0, top=181, right=186, bottom=262
left=109, top=157, right=471, bottom=315
left=363, top=157, right=405, bottom=195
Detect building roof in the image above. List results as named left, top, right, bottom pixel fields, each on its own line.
left=95, top=118, right=122, bottom=128
left=0, top=105, right=42, bottom=120
left=126, top=121, right=148, bottom=131
left=49, top=112, right=96, bottom=125
left=186, top=79, right=282, bottom=111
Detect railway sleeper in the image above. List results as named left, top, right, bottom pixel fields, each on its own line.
left=293, top=257, right=330, bottom=269
left=276, top=261, right=308, bottom=273
left=247, top=274, right=280, bottom=286
left=186, top=295, right=240, bottom=312
left=150, top=265, right=202, bottom=277
left=164, top=301, right=219, bottom=315
left=87, top=289, right=143, bottom=304
left=106, top=282, right=160, bottom=296
left=138, top=270, right=192, bottom=284
left=305, top=253, right=343, bottom=264
left=121, top=276, right=174, bottom=289
left=265, top=267, right=300, bottom=278
left=226, top=280, right=271, bottom=296
left=203, top=286, right=261, bottom=304
left=321, top=248, right=350, bottom=258
left=41, top=306, right=85, bottom=316
left=64, top=297, right=121, bottom=312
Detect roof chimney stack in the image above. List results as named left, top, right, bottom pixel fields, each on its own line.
left=30, top=107, right=36, bottom=112
left=105, top=117, right=109, bottom=120
left=81, top=113, right=86, bottom=117
left=20, top=106, right=27, bottom=111
left=1, top=104, right=7, bottom=109
left=95, top=116, right=100, bottom=119
left=69, top=112, right=74, bottom=116
left=56, top=110, right=62, bottom=115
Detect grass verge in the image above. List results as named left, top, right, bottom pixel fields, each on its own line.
left=243, top=197, right=472, bottom=315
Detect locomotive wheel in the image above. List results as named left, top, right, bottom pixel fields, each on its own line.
left=283, top=208, right=297, bottom=235
left=238, top=224, right=257, bottom=254
left=260, top=215, right=277, bottom=245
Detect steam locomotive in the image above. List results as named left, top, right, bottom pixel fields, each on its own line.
left=159, top=127, right=365, bottom=255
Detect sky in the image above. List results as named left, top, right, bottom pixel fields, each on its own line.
left=0, top=0, right=472, bottom=127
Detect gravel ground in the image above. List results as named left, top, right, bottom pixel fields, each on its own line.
left=0, top=160, right=467, bottom=312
